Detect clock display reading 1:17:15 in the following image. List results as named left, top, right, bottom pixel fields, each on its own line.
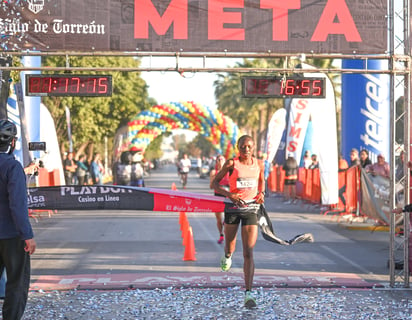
left=25, top=74, right=113, bottom=97
left=242, top=77, right=326, bottom=98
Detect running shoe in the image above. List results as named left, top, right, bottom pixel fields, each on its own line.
left=220, top=255, right=232, bottom=271
left=244, top=291, right=257, bottom=308
left=217, top=235, right=224, bottom=244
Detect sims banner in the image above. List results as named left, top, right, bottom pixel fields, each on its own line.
left=1, top=0, right=387, bottom=54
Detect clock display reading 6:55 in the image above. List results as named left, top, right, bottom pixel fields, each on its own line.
left=242, top=76, right=325, bottom=98
left=26, top=74, right=112, bottom=97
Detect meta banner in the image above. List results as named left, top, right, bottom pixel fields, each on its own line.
left=0, top=0, right=387, bottom=54
left=341, top=60, right=390, bottom=163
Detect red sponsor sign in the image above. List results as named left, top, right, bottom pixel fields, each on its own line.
left=0, top=0, right=387, bottom=54
left=151, top=189, right=226, bottom=213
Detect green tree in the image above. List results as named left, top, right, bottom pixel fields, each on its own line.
left=172, top=133, right=189, bottom=157
left=185, top=134, right=214, bottom=158
left=41, top=56, right=152, bottom=161
left=144, top=134, right=163, bottom=161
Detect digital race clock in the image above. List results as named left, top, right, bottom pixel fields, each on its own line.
left=26, top=74, right=112, bottom=97
left=242, top=76, right=325, bottom=98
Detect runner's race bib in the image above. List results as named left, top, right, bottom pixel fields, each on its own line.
left=236, top=178, right=257, bottom=189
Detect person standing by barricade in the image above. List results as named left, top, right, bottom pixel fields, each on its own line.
left=360, top=149, right=372, bottom=168
left=212, top=135, right=265, bottom=308
left=302, top=150, right=312, bottom=168
left=209, top=155, right=229, bottom=244
left=90, top=153, right=104, bottom=185
left=76, top=154, right=89, bottom=186
left=365, top=153, right=390, bottom=178
left=349, top=148, right=361, bottom=167
left=0, top=120, right=36, bottom=320
left=308, top=154, right=319, bottom=169
left=63, top=151, right=77, bottom=185
left=283, top=153, right=298, bottom=204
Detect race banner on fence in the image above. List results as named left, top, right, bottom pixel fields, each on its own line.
left=360, top=169, right=404, bottom=225
left=1, top=0, right=387, bottom=54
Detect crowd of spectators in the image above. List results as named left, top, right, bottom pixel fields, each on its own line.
left=338, top=148, right=390, bottom=178
left=63, top=151, right=106, bottom=185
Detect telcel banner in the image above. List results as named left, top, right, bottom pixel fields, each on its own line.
left=1, top=0, right=387, bottom=54
left=341, top=60, right=390, bottom=162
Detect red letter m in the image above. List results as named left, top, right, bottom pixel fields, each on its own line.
left=288, top=126, right=302, bottom=139
left=135, top=0, right=188, bottom=39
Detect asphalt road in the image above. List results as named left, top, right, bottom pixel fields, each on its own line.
left=29, top=164, right=397, bottom=291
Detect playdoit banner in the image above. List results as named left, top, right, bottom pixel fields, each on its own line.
left=27, top=185, right=227, bottom=213
left=1, top=0, right=387, bottom=54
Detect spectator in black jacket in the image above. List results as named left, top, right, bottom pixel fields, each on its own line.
left=0, top=120, right=36, bottom=319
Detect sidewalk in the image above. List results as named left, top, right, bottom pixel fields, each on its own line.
left=30, top=270, right=383, bottom=291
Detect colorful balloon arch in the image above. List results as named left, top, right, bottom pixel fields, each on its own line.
left=127, top=101, right=240, bottom=158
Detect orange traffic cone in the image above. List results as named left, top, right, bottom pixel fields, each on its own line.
left=179, top=212, right=189, bottom=244
left=183, top=226, right=196, bottom=261
left=171, top=182, right=177, bottom=190
left=181, top=221, right=190, bottom=242
left=179, top=212, right=187, bottom=228
left=182, top=228, right=189, bottom=246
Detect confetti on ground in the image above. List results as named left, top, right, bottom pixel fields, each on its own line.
left=13, top=286, right=412, bottom=320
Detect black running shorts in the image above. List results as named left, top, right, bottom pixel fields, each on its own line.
left=224, top=203, right=259, bottom=226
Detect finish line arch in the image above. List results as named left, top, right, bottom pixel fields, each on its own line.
left=127, top=101, right=240, bottom=158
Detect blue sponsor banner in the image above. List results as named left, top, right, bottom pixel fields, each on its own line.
left=341, top=60, right=390, bottom=164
